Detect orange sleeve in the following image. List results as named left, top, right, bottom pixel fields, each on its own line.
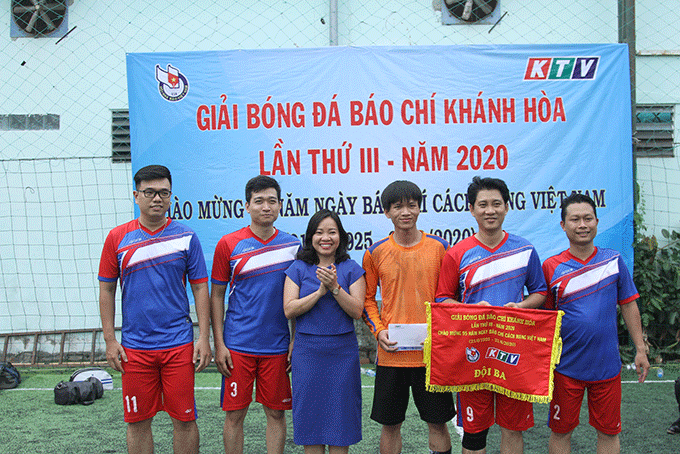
left=362, top=248, right=386, bottom=338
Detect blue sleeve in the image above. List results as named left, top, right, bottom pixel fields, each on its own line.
left=285, top=260, right=304, bottom=286
left=617, top=255, right=639, bottom=301
left=187, top=232, right=208, bottom=281
left=333, top=259, right=365, bottom=291
left=346, top=259, right=366, bottom=287
left=525, top=247, right=547, bottom=294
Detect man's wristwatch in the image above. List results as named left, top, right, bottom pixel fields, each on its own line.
left=331, top=285, right=341, bottom=295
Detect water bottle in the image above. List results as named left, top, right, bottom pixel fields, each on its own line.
left=657, top=367, right=664, bottom=378
left=362, top=368, right=376, bottom=377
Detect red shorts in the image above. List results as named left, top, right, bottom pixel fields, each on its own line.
left=458, top=390, right=534, bottom=433
left=121, top=342, right=196, bottom=423
left=548, top=371, right=622, bottom=435
left=220, top=350, right=292, bottom=411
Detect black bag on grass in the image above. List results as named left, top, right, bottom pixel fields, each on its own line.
left=54, top=376, right=104, bottom=405
left=70, top=367, right=113, bottom=390
left=0, top=362, right=21, bottom=389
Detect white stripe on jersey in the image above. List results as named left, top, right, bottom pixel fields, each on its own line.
left=240, top=244, right=298, bottom=274
left=469, top=249, right=532, bottom=287
left=562, top=257, right=618, bottom=298
left=127, top=235, right=192, bottom=266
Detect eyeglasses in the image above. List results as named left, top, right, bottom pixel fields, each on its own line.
left=140, top=189, right=172, bottom=199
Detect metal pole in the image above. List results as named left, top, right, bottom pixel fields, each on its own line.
left=618, top=0, right=636, bottom=136
left=619, top=0, right=638, bottom=233
left=329, top=0, right=338, bottom=46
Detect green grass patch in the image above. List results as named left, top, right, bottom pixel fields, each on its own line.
left=0, top=365, right=678, bottom=453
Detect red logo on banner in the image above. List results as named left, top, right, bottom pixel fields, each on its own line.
left=524, top=58, right=552, bottom=80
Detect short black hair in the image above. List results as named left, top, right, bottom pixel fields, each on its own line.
left=381, top=180, right=422, bottom=212
left=245, top=175, right=281, bottom=203
left=296, top=209, right=350, bottom=265
left=467, top=176, right=509, bottom=207
left=134, top=165, right=172, bottom=189
left=560, top=193, right=597, bottom=222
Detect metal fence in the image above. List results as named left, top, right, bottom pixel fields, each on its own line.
left=1, top=0, right=678, bottom=363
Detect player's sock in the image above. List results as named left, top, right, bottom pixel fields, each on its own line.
left=430, top=449, right=452, bottom=454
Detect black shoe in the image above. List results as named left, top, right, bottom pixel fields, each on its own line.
left=667, top=417, right=680, bottom=434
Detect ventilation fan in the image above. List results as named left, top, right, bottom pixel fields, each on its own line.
left=10, top=0, right=69, bottom=38
left=442, top=0, right=500, bottom=25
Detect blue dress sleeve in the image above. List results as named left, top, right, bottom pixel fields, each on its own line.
left=285, top=259, right=304, bottom=286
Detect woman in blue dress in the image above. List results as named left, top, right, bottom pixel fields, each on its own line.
left=283, top=209, right=366, bottom=454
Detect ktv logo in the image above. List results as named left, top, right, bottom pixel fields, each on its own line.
left=485, top=347, right=520, bottom=366
left=524, top=57, right=599, bottom=81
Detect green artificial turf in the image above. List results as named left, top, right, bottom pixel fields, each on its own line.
left=0, top=365, right=678, bottom=453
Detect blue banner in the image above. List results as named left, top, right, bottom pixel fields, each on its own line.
left=127, top=44, right=634, bottom=274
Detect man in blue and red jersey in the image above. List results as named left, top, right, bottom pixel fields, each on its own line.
left=436, top=176, right=546, bottom=454
left=543, top=192, right=649, bottom=454
left=99, top=164, right=212, bottom=454
left=210, top=175, right=299, bottom=454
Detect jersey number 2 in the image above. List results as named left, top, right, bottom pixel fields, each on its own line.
left=552, top=404, right=561, bottom=420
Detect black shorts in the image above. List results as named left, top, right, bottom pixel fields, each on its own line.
left=370, top=365, right=456, bottom=426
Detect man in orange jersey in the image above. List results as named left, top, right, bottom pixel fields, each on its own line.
left=363, top=180, right=455, bottom=454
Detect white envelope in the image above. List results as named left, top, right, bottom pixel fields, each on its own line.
left=388, top=323, right=428, bottom=351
